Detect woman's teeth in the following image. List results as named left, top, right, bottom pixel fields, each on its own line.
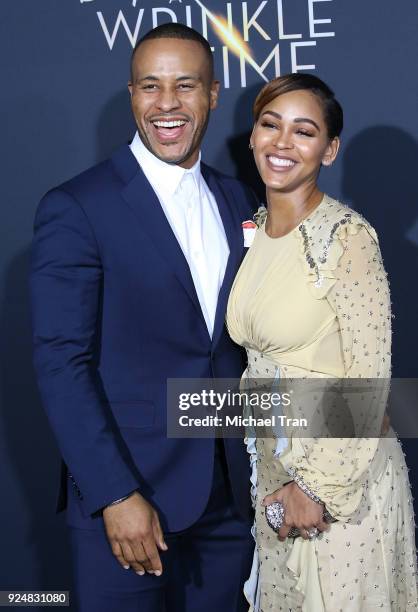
left=268, top=156, right=296, bottom=167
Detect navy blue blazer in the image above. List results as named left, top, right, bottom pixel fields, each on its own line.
left=30, top=144, right=258, bottom=532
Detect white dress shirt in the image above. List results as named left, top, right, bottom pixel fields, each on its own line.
left=130, top=133, right=230, bottom=337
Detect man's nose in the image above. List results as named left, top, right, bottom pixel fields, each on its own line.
left=156, top=87, right=181, bottom=112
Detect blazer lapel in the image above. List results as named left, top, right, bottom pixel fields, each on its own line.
left=112, top=145, right=206, bottom=324
left=202, top=165, right=243, bottom=350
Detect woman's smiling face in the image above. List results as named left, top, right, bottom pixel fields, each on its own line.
left=251, top=89, right=339, bottom=193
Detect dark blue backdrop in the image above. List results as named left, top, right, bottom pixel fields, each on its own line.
left=1, top=1, right=417, bottom=606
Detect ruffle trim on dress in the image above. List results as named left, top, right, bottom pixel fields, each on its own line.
left=295, top=195, right=378, bottom=299
left=253, top=205, right=268, bottom=228
left=286, top=537, right=325, bottom=612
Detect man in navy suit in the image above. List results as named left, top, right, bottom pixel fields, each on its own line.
left=31, top=23, right=257, bottom=612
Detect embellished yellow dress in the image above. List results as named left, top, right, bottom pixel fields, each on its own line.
left=226, top=195, right=418, bottom=611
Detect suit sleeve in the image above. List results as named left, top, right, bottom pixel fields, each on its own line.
left=30, top=189, right=140, bottom=516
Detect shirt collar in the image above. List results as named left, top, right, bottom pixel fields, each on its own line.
left=130, top=132, right=202, bottom=198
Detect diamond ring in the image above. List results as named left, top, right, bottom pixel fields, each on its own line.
left=265, top=501, right=285, bottom=533
left=265, top=503, right=327, bottom=539
left=306, top=527, right=319, bottom=539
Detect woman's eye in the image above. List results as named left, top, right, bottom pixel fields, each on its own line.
left=296, top=129, right=314, bottom=137
left=261, top=121, right=277, bottom=129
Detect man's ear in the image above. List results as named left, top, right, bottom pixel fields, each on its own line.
left=322, top=136, right=340, bottom=166
left=127, top=82, right=133, bottom=97
left=210, top=80, right=221, bottom=110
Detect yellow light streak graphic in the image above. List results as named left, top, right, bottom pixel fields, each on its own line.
left=192, top=0, right=268, bottom=82
left=212, top=15, right=251, bottom=59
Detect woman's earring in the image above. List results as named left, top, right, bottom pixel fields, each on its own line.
left=249, top=143, right=254, bottom=150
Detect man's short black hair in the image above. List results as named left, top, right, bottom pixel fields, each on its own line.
left=130, top=22, right=214, bottom=80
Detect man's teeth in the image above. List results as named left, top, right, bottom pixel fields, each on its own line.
left=153, top=120, right=186, bottom=128
left=268, top=156, right=296, bottom=167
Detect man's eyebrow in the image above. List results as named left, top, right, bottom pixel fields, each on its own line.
left=176, top=75, right=201, bottom=81
left=135, top=75, right=159, bottom=83
left=261, top=110, right=320, bottom=131
left=135, top=75, right=201, bottom=83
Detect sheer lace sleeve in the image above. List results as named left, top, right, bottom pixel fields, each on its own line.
left=279, top=224, right=392, bottom=520
left=328, top=225, right=391, bottom=379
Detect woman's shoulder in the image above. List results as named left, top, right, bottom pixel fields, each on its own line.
left=314, top=194, right=378, bottom=243
left=297, top=194, right=380, bottom=297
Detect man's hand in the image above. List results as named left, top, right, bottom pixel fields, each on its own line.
left=262, top=482, right=330, bottom=541
left=103, top=491, right=168, bottom=575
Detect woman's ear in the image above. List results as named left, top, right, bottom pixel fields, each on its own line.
left=322, top=136, right=340, bottom=166
left=249, top=126, right=256, bottom=150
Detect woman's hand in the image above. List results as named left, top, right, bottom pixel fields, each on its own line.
left=262, top=482, right=330, bottom=541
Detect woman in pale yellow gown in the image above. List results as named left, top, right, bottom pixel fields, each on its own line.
left=226, top=74, right=417, bottom=611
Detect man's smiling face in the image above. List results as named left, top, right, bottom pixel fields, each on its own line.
left=128, top=38, right=219, bottom=169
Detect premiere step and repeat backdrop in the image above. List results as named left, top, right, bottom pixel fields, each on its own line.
left=1, top=0, right=417, bottom=601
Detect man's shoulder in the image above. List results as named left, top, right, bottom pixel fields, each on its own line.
left=58, top=153, right=121, bottom=198
left=201, top=162, right=259, bottom=206
left=51, top=144, right=136, bottom=203
left=58, top=159, right=112, bottom=194
left=202, top=162, right=244, bottom=187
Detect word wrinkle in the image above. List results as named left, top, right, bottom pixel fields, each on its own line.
left=83, top=1, right=336, bottom=85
